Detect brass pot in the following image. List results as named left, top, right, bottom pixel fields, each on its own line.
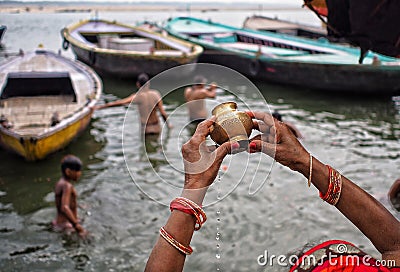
left=210, top=102, right=253, bottom=147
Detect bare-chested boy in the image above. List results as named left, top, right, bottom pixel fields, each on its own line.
left=95, top=73, right=170, bottom=134
left=184, top=75, right=217, bottom=125
left=53, top=155, right=87, bottom=237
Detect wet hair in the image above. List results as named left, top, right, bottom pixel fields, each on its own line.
left=193, top=75, right=207, bottom=85
left=137, top=73, right=149, bottom=87
left=61, top=155, right=82, bottom=177
left=272, top=111, right=282, bottom=121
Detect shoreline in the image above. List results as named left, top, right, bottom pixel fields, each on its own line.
left=0, top=4, right=304, bottom=14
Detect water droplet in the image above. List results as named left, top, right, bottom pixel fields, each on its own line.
left=216, top=254, right=221, bottom=259
left=216, top=236, right=220, bottom=240
left=217, top=218, right=220, bottom=222
left=216, top=244, right=220, bottom=249
left=216, top=210, right=220, bottom=215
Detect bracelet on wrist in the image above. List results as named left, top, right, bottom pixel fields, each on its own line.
left=170, top=197, right=207, bottom=231
left=159, top=226, right=193, bottom=255
left=319, top=165, right=342, bottom=206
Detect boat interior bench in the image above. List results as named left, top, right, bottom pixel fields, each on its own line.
left=0, top=95, right=81, bottom=131
left=106, top=37, right=155, bottom=51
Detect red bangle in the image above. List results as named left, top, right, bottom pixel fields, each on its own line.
left=319, top=165, right=333, bottom=200
left=170, top=197, right=207, bottom=231
left=159, top=226, right=193, bottom=255
left=319, top=165, right=342, bottom=206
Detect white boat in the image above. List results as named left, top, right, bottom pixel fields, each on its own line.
left=0, top=49, right=102, bottom=161
left=61, top=19, right=203, bottom=78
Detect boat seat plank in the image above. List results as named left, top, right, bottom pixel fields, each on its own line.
left=16, top=127, right=47, bottom=136
left=0, top=95, right=82, bottom=130
left=283, top=53, right=360, bottom=64
left=1, top=95, right=75, bottom=106
left=153, top=50, right=183, bottom=56
left=223, top=42, right=309, bottom=56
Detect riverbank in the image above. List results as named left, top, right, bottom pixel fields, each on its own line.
left=0, top=2, right=304, bottom=14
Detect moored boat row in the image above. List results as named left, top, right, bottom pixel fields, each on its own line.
left=164, top=16, right=400, bottom=94
left=1, top=12, right=400, bottom=161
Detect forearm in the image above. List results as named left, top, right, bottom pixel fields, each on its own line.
left=145, top=211, right=196, bottom=272
left=145, top=187, right=207, bottom=272
left=100, top=100, right=127, bottom=109
left=296, top=156, right=400, bottom=255
left=61, top=205, right=79, bottom=225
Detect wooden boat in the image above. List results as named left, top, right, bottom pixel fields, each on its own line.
left=243, top=15, right=327, bottom=40
left=0, top=25, right=6, bottom=44
left=304, top=0, right=400, bottom=59
left=0, top=49, right=102, bottom=161
left=61, top=19, right=203, bottom=78
left=164, top=17, right=400, bottom=94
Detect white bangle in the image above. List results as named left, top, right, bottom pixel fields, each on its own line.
left=308, top=154, right=313, bottom=187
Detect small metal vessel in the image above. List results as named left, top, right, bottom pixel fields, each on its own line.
left=210, top=102, right=253, bottom=147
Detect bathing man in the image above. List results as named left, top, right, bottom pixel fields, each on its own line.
left=95, top=73, right=170, bottom=134
left=184, top=75, right=217, bottom=125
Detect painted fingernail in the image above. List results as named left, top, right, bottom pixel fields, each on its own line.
left=246, top=111, right=255, bottom=118
left=231, top=142, right=240, bottom=150
left=249, top=142, right=257, bottom=149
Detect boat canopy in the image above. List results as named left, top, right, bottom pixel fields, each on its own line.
left=305, top=0, right=400, bottom=58
left=1, top=72, right=77, bottom=102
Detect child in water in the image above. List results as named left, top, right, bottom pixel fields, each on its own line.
left=53, top=155, right=87, bottom=237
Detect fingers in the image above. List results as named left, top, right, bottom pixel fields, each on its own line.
left=248, top=140, right=276, bottom=157
left=215, top=141, right=240, bottom=162
left=245, top=111, right=255, bottom=118
left=246, top=111, right=275, bottom=127
left=252, top=120, right=259, bottom=130
left=193, top=117, right=216, bottom=138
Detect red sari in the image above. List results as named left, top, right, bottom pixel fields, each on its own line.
left=290, top=240, right=400, bottom=272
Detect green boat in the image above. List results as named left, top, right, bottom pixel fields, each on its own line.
left=164, top=17, right=400, bottom=94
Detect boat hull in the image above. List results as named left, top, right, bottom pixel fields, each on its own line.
left=165, top=17, right=400, bottom=94
left=0, top=110, right=92, bottom=161
left=198, top=50, right=400, bottom=93
left=71, top=44, right=198, bottom=78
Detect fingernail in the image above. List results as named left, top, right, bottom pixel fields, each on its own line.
left=231, top=142, right=240, bottom=150
left=246, top=111, right=255, bottom=118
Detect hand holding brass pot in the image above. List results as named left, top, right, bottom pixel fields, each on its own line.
left=209, top=102, right=253, bottom=147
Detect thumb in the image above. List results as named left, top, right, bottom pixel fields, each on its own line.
left=249, top=140, right=276, bottom=158
left=215, top=141, right=239, bottom=162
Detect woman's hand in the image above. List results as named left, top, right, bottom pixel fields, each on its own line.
left=247, top=111, right=309, bottom=174
left=181, top=117, right=239, bottom=191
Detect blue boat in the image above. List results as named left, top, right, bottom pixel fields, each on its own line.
left=164, top=17, right=400, bottom=94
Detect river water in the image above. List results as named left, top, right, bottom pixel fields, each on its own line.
left=1, top=6, right=400, bottom=272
